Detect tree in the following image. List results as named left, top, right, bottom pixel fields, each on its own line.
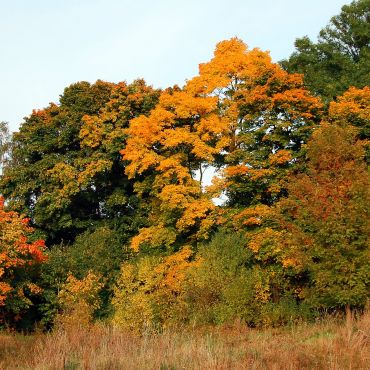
left=121, top=84, right=223, bottom=251
left=281, top=0, right=370, bottom=103
left=0, top=81, right=114, bottom=244
left=0, top=80, right=159, bottom=245
left=277, top=123, right=369, bottom=309
left=122, top=38, right=321, bottom=251
left=243, top=85, right=370, bottom=311
left=187, top=38, right=322, bottom=209
left=38, top=225, right=133, bottom=325
left=0, top=196, right=46, bottom=327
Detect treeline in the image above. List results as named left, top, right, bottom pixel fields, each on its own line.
left=0, top=0, right=369, bottom=331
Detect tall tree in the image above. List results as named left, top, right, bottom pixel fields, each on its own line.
left=246, top=87, right=370, bottom=310
left=0, top=80, right=114, bottom=244
left=277, top=123, right=369, bottom=309
left=122, top=38, right=322, bottom=251
left=187, top=39, right=322, bottom=209
left=122, top=85, right=222, bottom=251
left=281, top=0, right=370, bottom=104
left=0, top=80, right=159, bottom=245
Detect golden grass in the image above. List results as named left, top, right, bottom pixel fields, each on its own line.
left=1, top=311, right=369, bottom=370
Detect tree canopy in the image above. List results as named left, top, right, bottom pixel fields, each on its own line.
left=0, top=80, right=159, bottom=245
left=122, top=38, right=322, bottom=252
left=281, top=0, right=370, bottom=103
left=0, top=4, right=369, bottom=330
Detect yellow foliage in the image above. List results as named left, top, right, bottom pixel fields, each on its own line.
left=112, top=260, right=156, bottom=330
left=57, top=271, right=102, bottom=329
left=80, top=115, right=103, bottom=148
left=254, top=277, right=271, bottom=304
left=45, top=159, right=112, bottom=208
left=248, top=227, right=282, bottom=254
left=113, top=247, right=200, bottom=330
left=131, top=224, right=177, bottom=252
left=77, top=160, right=111, bottom=187
left=329, top=86, right=370, bottom=123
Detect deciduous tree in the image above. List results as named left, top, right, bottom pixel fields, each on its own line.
left=281, top=0, right=370, bottom=103
left=1, top=80, right=159, bottom=245
left=247, top=121, right=369, bottom=310
left=122, top=38, right=321, bottom=251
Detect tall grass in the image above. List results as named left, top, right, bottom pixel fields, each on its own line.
left=1, top=311, right=369, bottom=369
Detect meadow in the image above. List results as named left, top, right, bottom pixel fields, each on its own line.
left=1, top=311, right=369, bottom=370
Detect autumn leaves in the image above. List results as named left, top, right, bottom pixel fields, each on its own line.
left=120, top=38, right=322, bottom=251
left=0, top=35, right=368, bottom=330
left=0, top=196, right=46, bottom=321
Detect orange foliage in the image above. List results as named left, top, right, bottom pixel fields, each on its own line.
left=186, top=37, right=322, bottom=206
left=122, top=38, right=322, bottom=250
left=328, top=86, right=370, bottom=156
left=154, top=246, right=201, bottom=294
left=233, top=205, right=273, bottom=228
left=269, top=150, right=292, bottom=166
left=121, top=89, right=222, bottom=250
left=329, top=86, right=370, bottom=125
left=0, top=196, right=46, bottom=319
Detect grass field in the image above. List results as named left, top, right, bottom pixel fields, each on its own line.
left=1, top=311, right=369, bottom=369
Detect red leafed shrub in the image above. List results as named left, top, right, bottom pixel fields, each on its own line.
left=0, top=196, right=47, bottom=326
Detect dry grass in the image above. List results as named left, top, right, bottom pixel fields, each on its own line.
left=1, top=311, right=369, bottom=370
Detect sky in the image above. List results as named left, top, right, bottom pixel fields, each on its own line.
left=1, top=0, right=349, bottom=133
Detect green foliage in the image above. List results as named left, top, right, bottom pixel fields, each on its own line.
left=37, top=247, right=66, bottom=329
left=111, top=232, right=311, bottom=330
left=1, top=80, right=159, bottom=246
left=62, top=226, right=131, bottom=318
left=1, top=5, right=368, bottom=331
left=280, top=123, right=369, bottom=309
left=39, top=226, right=130, bottom=327
left=182, top=232, right=256, bottom=325
left=258, top=296, right=312, bottom=327
left=183, top=232, right=310, bottom=327
left=281, top=0, right=370, bottom=103
left=1, top=81, right=113, bottom=243
left=249, top=123, right=370, bottom=311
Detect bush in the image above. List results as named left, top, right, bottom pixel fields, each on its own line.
left=182, top=231, right=311, bottom=327
left=39, top=226, right=130, bottom=328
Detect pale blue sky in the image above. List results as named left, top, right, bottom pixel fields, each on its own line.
left=1, top=0, right=348, bottom=132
